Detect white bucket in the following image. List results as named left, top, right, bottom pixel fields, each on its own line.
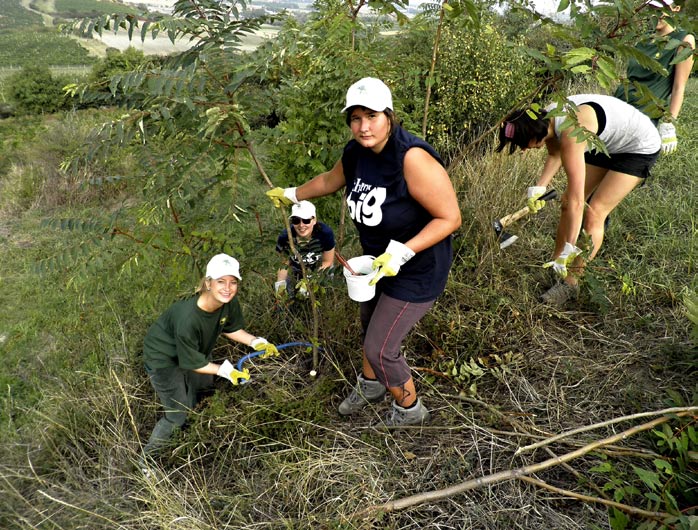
left=343, top=255, right=378, bottom=302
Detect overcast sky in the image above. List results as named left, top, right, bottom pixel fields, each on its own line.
left=530, top=0, right=566, bottom=15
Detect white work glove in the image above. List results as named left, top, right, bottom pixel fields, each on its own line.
left=274, top=280, right=287, bottom=297
left=266, top=187, right=299, bottom=207
left=527, top=186, right=547, bottom=214
left=543, top=242, right=582, bottom=279
left=217, top=359, right=250, bottom=385
left=370, top=240, right=415, bottom=286
left=250, top=337, right=279, bottom=359
left=658, top=122, right=677, bottom=154
left=296, top=278, right=309, bottom=299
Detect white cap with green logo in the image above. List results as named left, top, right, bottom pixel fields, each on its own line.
left=342, top=77, right=393, bottom=113
left=206, top=254, right=241, bottom=280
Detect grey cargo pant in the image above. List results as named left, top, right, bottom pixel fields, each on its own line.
left=143, top=364, right=213, bottom=456
left=360, top=292, right=434, bottom=388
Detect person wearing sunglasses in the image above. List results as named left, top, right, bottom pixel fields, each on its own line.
left=275, top=200, right=336, bottom=300
left=614, top=0, right=694, bottom=154
left=266, top=78, right=461, bottom=427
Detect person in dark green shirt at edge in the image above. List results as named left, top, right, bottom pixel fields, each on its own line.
left=141, top=253, right=278, bottom=464
left=614, top=0, right=695, bottom=153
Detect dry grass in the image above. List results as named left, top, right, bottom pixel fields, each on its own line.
left=1, top=89, right=696, bottom=528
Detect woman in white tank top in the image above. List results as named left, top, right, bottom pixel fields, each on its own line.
left=496, top=94, right=661, bottom=306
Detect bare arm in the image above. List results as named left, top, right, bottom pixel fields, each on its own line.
left=319, top=248, right=335, bottom=269
left=296, top=159, right=346, bottom=200
left=193, top=362, right=221, bottom=375
left=223, top=329, right=259, bottom=347
left=668, top=33, right=695, bottom=120
left=535, top=138, right=562, bottom=188
left=276, top=267, right=288, bottom=282
left=191, top=330, right=259, bottom=376
left=556, top=113, right=592, bottom=250
left=402, top=148, right=462, bottom=254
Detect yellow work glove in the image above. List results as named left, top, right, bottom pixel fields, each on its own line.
left=369, top=240, right=415, bottom=286
left=266, top=187, right=298, bottom=208
left=274, top=280, right=287, bottom=299
left=216, top=360, right=251, bottom=385
left=543, top=242, right=582, bottom=279
left=250, top=337, right=279, bottom=359
left=527, top=186, right=547, bottom=214
left=658, top=122, right=677, bottom=154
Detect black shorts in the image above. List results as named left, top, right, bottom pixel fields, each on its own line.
left=584, top=149, right=660, bottom=179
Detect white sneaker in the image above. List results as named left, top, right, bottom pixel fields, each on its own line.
left=338, top=375, right=386, bottom=416
left=381, top=399, right=431, bottom=426
left=541, top=283, right=579, bottom=307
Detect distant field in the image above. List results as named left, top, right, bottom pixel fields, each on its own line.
left=0, top=0, right=44, bottom=29
left=54, top=0, right=138, bottom=16
left=0, top=0, right=279, bottom=71
left=76, top=23, right=280, bottom=55
left=0, top=29, right=96, bottom=67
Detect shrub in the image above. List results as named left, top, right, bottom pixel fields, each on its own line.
left=6, top=65, right=72, bottom=115
left=83, top=47, right=159, bottom=106
left=89, top=47, right=154, bottom=85
left=428, top=20, right=537, bottom=159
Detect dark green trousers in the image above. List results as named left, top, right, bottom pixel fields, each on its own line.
left=143, top=364, right=213, bottom=456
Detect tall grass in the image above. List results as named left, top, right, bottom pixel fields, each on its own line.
left=0, top=82, right=696, bottom=528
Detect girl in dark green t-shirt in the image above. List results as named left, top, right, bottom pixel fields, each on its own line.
left=141, top=254, right=278, bottom=463
left=614, top=0, right=695, bottom=152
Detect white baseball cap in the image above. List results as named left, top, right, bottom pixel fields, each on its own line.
left=647, top=0, right=673, bottom=7
left=205, top=253, right=241, bottom=280
left=341, top=77, right=393, bottom=113
left=291, top=200, right=316, bottom=219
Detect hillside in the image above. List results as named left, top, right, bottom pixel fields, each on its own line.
left=0, top=1, right=696, bottom=527
left=0, top=78, right=695, bottom=526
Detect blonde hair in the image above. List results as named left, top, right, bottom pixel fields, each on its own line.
left=196, top=277, right=209, bottom=294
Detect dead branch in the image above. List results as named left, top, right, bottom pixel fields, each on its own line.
left=516, top=406, right=698, bottom=455
left=357, top=412, right=688, bottom=517
left=518, top=476, right=669, bottom=521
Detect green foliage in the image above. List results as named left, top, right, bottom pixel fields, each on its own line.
left=437, top=351, right=524, bottom=397
left=89, top=47, right=150, bottom=83
left=0, top=28, right=96, bottom=68
left=590, top=407, right=698, bottom=530
left=428, top=20, right=537, bottom=159
left=375, top=21, right=435, bottom=133
left=55, top=0, right=283, bottom=272
left=507, top=0, right=696, bottom=119
left=78, top=47, right=159, bottom=106
left=6, top=65, right=73, bottom=114
left=685, top=290, right=698, bottom=344
left=253, top=12, right=380, bottom=190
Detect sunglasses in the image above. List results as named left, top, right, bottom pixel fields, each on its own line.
left=291, top=216, right=314, bottom=225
